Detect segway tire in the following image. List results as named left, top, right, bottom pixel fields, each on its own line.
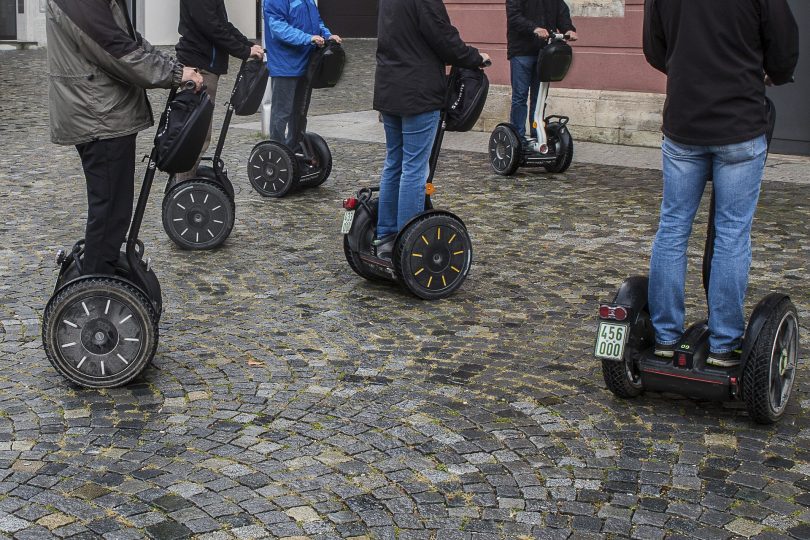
left=489, top=124, right=522, bottom=176
left=601, top=353, right=644, bottom=399
left=42, top=277, right=159, bottom=388
left=248, top=141, right=299, bottom=197
left=742, top=298, right=799, bottom=424
left=162, top=179, right=235, bottom=250
left=305, top=133, right=333, bottom=187
left=543, top=122, right=574, bottom=174
left=394, top=213, right=472, bottom=300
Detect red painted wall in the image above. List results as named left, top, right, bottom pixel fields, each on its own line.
left=445, top=0, right=666, bottom=93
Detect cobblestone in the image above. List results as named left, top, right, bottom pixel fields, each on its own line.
left=0, top=39, right=809, bottom=538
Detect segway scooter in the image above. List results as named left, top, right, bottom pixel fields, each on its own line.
left=595, top=99, right=800, bottom=424
left=162, top=59, right=268, bottom=249
left=42, top=82, right=213, bottom=388
left=341, top=65, right=490, bottom=300
left=247, top=41, right=345, bottom=198
left=489, top=33, right=574, bottom=175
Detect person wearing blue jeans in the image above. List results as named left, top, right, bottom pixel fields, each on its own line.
left=372, top=0, right=488, bottom=259
left=643, top=0, right=798, bottom=367
left=506, top=0, right=576, bottom=139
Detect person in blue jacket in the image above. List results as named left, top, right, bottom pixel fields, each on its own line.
left=263, top=0, right=341, bottom=146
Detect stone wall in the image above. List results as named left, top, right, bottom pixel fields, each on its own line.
left=567, top=0, right=624, bottom=18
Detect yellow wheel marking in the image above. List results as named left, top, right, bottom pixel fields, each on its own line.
left=414, top=268, right=425, bottom=276
left=451, top=266, right=460, bottom=273
left=448, top=233, right=456, bottom=244
left=421, top=235, right=429, bottom=245
left=427, top=276, right=433, bottom=288
left=453, top=250, right=465, bottom=256
left=437, top=227, right=441, bottom=240
left=441, top=275, right=447, bottom=287
left=412, top=253, right=423, bottom=258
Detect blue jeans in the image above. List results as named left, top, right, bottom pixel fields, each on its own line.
left=510, top=56, right=540, bottom=139
left=649, top=135, right=767, bottom=353
left=270, top=76, right=305, bottom=147
left=376, top=111, right=440, bottom=238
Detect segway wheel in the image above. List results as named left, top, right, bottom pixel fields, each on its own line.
left=394, top=213, right=472, bottom=300
left=305, top=133, right=333, bottom=187
left=162, top=180, right=235, bottom=250
left=248, top=141, right=299, bottom=198
left=543, top=122, right=574, bottom=174
left=489, top=124, right=522, bottom=176
left=743, top=299, right=799, bottom=424
left=42, top=278, right=159, bottom=388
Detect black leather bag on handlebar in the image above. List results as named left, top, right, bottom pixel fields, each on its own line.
left=537, top=40, right=573, bottom=82
left=445, top=68, right=489, bottom=133
left=232, top=59, right=269, bottom=116
left=154, top=87, right=214, bottom=173
left=307, top=41, right=346, bottom=89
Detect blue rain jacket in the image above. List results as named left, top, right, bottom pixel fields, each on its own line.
left=263, top=0, right=332, bottom=77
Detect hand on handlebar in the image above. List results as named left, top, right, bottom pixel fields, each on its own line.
left=534, top=27, right=549, bottom=39
left=564, top=30, right=578, bottom=42
left=311, top=35, right=325, bottom=47
left=249, top=44, right=264, bottom=59
left=329, top=35, right=342, bottom=44
left=181, top=67, right=204, bottom=92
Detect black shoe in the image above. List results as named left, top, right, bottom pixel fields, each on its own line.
left=654, top=343, right=676, bottom=359
left=707, top=349, right=742, bottom=368
left=373, top=234, right=396, bottom=261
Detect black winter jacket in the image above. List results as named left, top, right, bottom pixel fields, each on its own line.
left=374, top=0, right=484, bottom=116
left=176, top=0, right=253, bottom=75
left=643, top=0, right=799, bottom=146
left=507, top=0, right=575, bottom=59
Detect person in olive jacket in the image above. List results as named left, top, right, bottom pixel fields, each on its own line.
left=175, top=0, right=264, bottom=181
left=46, top=0, right=202, bottom=276
left=372, top=0, right=490, bottom=259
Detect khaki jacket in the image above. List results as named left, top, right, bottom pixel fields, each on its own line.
left=46, top=0, right=183, bottom=145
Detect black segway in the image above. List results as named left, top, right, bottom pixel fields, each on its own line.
left=341, top=65, right=489, bottom=300
left=247, top=41, right=345, bottom=198
left=489, top=33, right=574, bottom=175
left=42, top=82, right=213, bottom=388
left=162, top=59, right=268, bottom=249
left=595, top=99, right=800, bottom=424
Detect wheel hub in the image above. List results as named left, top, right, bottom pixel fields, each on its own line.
left=427, top=247, right=450, bottom=272
left=81, top=317, right=119, bottom=355
left=264, top=163, right=278, bottom=178
left=188, top=209, right=209, bottom=227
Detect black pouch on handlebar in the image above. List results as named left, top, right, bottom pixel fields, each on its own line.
left=537, top=40, right=572, bottom=82
left=307, top=41, right=346, bottom=89
left=232, top=59, right=269, bottom=116
left=445, top=68, right=489, bottom=133
left=154, top=88, right=214, bottom=173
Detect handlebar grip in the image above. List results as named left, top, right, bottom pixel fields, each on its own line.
left=481, top=58, right=492, bottom=68
left=181, top=80, right=197, bottom=91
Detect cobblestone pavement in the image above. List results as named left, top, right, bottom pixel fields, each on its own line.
left=1, top=41, right=809, bottom=540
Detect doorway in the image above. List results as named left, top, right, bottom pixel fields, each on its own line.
left=318, top=0, right=377, bottom=38
left=0, top=0, right=17, bottom=40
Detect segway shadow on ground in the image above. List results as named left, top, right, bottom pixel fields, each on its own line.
left=43, top=82, right=213, bottom=388
left=594, top=99, right=800, bottom=424
left=162, top=59, right=268, bottom=250
left=342, top=65, right=490, bottom=300
left=247, top=41, right=345, bottom=198
left=489, top=33, right=574, bottom=175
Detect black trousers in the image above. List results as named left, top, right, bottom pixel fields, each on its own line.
left=75, top=134, right=137, bottom=275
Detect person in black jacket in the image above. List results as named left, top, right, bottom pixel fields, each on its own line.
left=643, top=0, right=798, bottom=367
left=372, top=0, right=490, bottom=258
left=506, top=0, right=576, bottom=139
left=175, top=0, right=264, bottom=181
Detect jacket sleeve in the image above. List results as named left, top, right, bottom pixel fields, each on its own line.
left=760, top=0, right=799, bottom=85
left=188, top=0, right=252, bottom=60
left=63, top=4, right=181, bottom=88
left=264, top=0, right=313, bottom=47
left=506, top=0, right=539, bottom=37
left=318, top=17, right=332, bottom=39
left=418, top=0, right=484, bottom=69
left=642, top=0, right=667, bottom=74
left=553, top=0, right=576, bottom=32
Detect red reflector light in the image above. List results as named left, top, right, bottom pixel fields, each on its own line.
left=599, top=305, right=628, bottom=321
left=613, top=306, right=628, bottom=321
left=343, top=197, right=357, bottom=210
left=599, top=305, right=611, bottom=319
left=677, top=354, right=687, bottom=367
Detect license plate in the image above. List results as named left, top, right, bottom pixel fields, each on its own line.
left=341, top=210, right=355, bottom=234
left=595, top=322, right=629, bottom=361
